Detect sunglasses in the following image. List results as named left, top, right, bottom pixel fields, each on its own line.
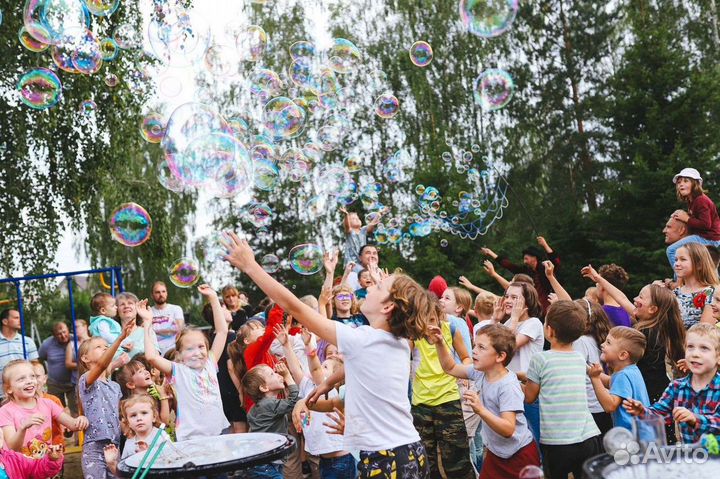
left=335, top=293, right=354, bottom=301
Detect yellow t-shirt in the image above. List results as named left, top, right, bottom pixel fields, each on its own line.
left=412, top=321, right=461, bottom=407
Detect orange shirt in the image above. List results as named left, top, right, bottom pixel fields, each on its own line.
left=42, top=393, right=65, bottom=446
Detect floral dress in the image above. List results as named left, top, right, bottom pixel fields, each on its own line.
left=673, top=286, right=714, bottom=329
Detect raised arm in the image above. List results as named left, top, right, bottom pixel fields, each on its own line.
left=544, top=260, right=571, bottom=301
left=588, top=364, right=622, bottom=413
left=428, top=325, right=470, bottom=379
left=274, top=323, right=305, bottom=385
left=197, top=285, right=229, bottom=363
left=139, top=300, right=173, bottom=376
left=224, top=233, right=337, bottom=344
left=87, top=320, right=134, bottom=386
left=581, top=265, right=635, bottom=317
left=484, top=260, right=510, bottom=291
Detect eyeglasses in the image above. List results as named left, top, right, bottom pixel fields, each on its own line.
left=335, top=293, right=354, bottom=301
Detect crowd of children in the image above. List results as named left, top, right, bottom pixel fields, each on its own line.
left=1, top=167, right=720, bottom=479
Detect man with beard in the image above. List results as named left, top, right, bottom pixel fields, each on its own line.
left=150, top=281, right=185, bottom=355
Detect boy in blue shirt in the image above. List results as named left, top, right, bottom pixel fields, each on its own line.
left=588, top=326, right=650, bottom=430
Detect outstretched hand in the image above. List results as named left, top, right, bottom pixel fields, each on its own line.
left=222, top=232, right=257, bottom=272
left=622, top=398, right=645, bottom=416
left=543, top=260, right=555, bottom=278
left=483, top=260, right=496, bottom=276
left=323, top=250, right=339, bottom=273
left=580, top=265, right=600, bottom=282
left=197, top=284, right=218, bottom=300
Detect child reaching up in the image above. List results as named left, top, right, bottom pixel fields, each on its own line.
left=666, top=167, right=720, bottom=269
left=223, top=232, right=430, bottom=479
left=243, top=362, right=300, bottom=478
left=524, top=301, right=601, bottom=479
left=78, top=319, right=134, bottom=478
left=0, top=428, right=63, bottom=479
left=116, top=360, right=173, bottom=425
left=624, top=323, right=720, bottom=443
left=429, top=323, right=540, bottom=479
left=340, top=207, right=385, bottom=268
left=0, top=360, right=88, bottom=457
left=587, top=326, right=650, bottom=431
left=142, top=285, right=229, bottom=442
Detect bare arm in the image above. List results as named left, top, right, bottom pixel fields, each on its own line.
left=428, top=326, right=471, bottom=379
left=464, top=389, right=517, bottom=438
left=523, top=380, right=540, bottom=403
left=200, top=286, right=229, bottom=363
left=544, top=261, right=571, bottom=301
left=590, top=376, right=623, bottom=413
left=451, top=328, right=472, bottom=365
left=224, top=234, right=338, bottom=344
left=581, top=265, right=635, bottom=317
left=87, top=321, right=134, bottom=386
left=483, top=261, right=510, bottom=291
left=275, top=324, right=305, bottom=385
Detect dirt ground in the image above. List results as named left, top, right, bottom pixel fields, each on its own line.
left=64, top=450, right=83, bottom=478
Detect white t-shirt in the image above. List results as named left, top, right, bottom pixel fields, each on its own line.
left=299, top=377, right=345, bottom=455
left=473, top=320, right=495, bottom=337
left=572, top=335, right=603, bottom=413
left=504, top=317, right=544, bottom=373
left=151, top=304, right=184, bottom=354
left=170, top=354, right=229, bottom=441
left=121, top=428, right=172, bottom=459
left=270, top=335, right=309, bottom=373
left=336, top=323, right=420, bottom=451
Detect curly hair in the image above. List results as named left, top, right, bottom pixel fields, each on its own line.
left=598, top=264, right=629, bottom=290
left=386, top=274, right=437, bottom=340
left=120, top=395, right=161, bottom=437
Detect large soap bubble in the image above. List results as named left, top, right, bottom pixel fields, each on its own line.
left=328, top=38, right=361, bottom=73
left=108, top=203, right=152, bottom=247
left=168, top=258, right=200, bottom=288
left=473, top=69, right=515, bottom=110
left=148, top=7, right=211, bottom=66
left=264, top=97, right=306, bottom=140
left=17, top=68, right=62, bottom=110
left=288, top=244, right=324, bottom=275
left=459, top=0, right=519, bottom=38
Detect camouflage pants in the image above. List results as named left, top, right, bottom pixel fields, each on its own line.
left=358, top=441, right=429, bottom=479
left=411, top=400, right=474, bottom=479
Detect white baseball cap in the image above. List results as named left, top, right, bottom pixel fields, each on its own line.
left=673, top=167, right=703, bottom=185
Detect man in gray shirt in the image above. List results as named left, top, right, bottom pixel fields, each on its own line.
left=39, top=321, right=77, bottom=414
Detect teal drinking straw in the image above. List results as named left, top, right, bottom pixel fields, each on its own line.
left=138, top=440, right=167, bottom=479
left=131, top=424, right=166, bottom=479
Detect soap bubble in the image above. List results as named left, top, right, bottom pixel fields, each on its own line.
left=79, top=99, right=96, bottom=115
left=288, top=244, right=324, bottom=275
left=113, top=22, right=142, bottom=49
left=264, top=97, right=306, bottom=140
left=328, top=38, right=361, bottom=73
left=280, top=148, right=311, bottom=182
left=459, top=0, right=519, bottom=38
left=108, top=202, right=152, bottom=247
left=168, top=258, right=200, bottom=288
left=23, top=0, right=88, bottom=46
left=148, top=8, right=211, bottom=66
left=65, top=29, right=103, bottom=74
left=518, top=465, right=544, bottom=479
left=375, top=93, right=400, bottom=119
left=204, top=44, right=240, bottom=77
left=140, top=113, right=165, bottom=143
left=19, top=27, right=50, bottom=52
left=99, top=37, right=119, bottom=60
left=374, top=230, right=388, bottom=244
left=247, top=203, right=273, bottom=228
left=17, top=68, right=62, bottom=110
left=387, top=228, right=403, bottom=244
left=237, top=25, right=267, bottom=62
left=250, top=69, right=284, bottom=100
left=254, top=159, right=280, bottom=191
left=344, top=155, right=363, bottom=173
left=181, top=133, right=253, bottom=193
left=261, top=254, right=280, bottom=273
left=440, top=239, right=448, bottom=247
left=104, top=73, right=119, bottom=87
left=288, top=58, right=319, bottom=91
left=157, top=160, right=187, bottom=194
left=409, top=41, right=433, bottom=67
left=289, top=40, right=315, bottom=60
left=474, top=69, right=514, bottom=110
left=83, top=0, right=120, bottom=17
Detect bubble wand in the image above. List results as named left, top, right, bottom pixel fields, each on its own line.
left=131, top=423, right=166, bottom=479
left=138, top=440, right=167, bottom=479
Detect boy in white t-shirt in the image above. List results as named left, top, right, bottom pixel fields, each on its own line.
left=430, top=323, right=541, bottom=479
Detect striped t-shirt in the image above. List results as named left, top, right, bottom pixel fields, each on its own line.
left=526, top=350, right=600, bottom=445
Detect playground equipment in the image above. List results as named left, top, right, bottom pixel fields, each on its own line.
left=0, top=267, right=124, bottom=361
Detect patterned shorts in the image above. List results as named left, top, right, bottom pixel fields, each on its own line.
left=357, top=441, right=429, bottom=479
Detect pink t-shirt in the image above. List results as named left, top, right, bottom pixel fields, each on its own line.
left=0, top=398, right=63, bottom=457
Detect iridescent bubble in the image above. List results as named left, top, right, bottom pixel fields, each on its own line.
left=408, top=221, right=432, bottom=238
left=210, top=160, right=247, bottom=199
left=204, top=44, right=240, bottom=77
left=387, top=228, right=402, bottom=244
left=99, top=37, right=118, bottom=60
left=250, top=69, right=283, bottom=100
left=102, top=74, right=119, bottom=89
left=280, top=148, right=311, bottom=182
left=344, top=155, right=362, bottom=173
left=113, top=22, right=142, bottom=49
left=140, top=113, right=165, bottom=144
left=471, top=143, right=481, bottom=153
left=415, top=184, right=426, bottom=195
left=440, top=239, right=448, bottom=247
left=264, top=97, right=306, bottom=140
left=302, top=142, right=323, bottom=164
left=409, top=41, right=433, bottom=67
left=328, top=38, right=361, bottom=74
left=157, top=160, right=187, bottom=194
left=168, top=258, right=200, bottom=288
left=108, top=202, right=152, bottom=247
left=375, top=93, right=400, bottom=119
left=289, top=40, right=315, bottom=60
left=253, top=159, right=279, bottom=191
left=261, top=254, right=280, bottom=273
left=19, top=26, right=50, bottom=52
left=459, top=0, right=519, bottom=38
left=288, top=58, right=319, bottom=91
left=256, top=226, right=270, bottom=239
left=82, top=0, right=120, bottom=17
left=17, top=68, right=62, bottom=110
left=288, top=244, right=324, bottom=275
left=180, top=133, right=253, bottom=193
left=251, top=141, right=276, bottom=164
left=194, top=232, right=226, bottom=264
left=317, top=124, right=343, bottom=152
left=79, top=99, right=96, bottom=115
left=318, top=166, right=351, bottom=197
left=23, top=0, right=88, bottom=45
left=473, top=69, right=515, bottom=110
left=237, top=25, right=267, bottom=62
left=69, top=30, right=103, bottom=74
left=247, top=203, right=273, bottom=228
left=159, top=75, right=183, bottom=97
left=374, top=230, right=388, bottom=245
